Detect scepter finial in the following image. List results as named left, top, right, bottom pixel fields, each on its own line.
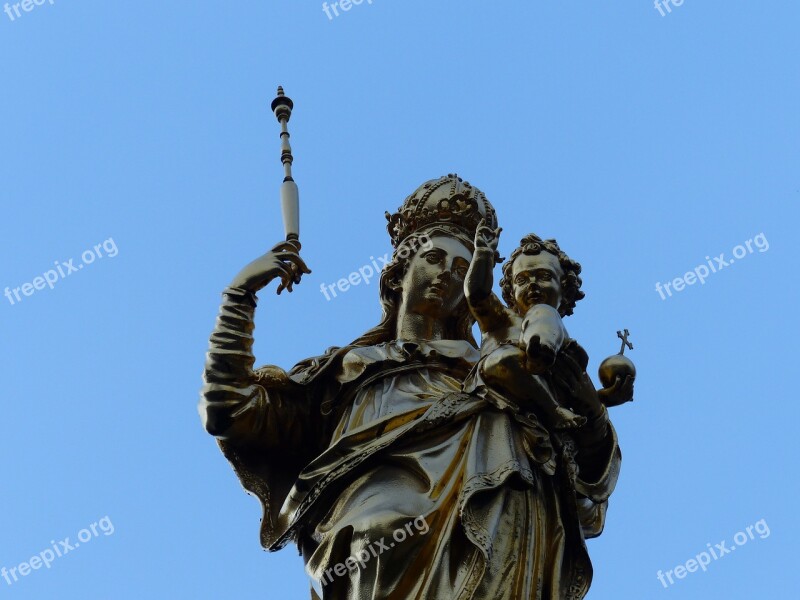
left=271, top=86, right=299, bottom=242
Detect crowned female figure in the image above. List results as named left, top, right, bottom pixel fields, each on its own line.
left=199, top=174, right=621, bottom=599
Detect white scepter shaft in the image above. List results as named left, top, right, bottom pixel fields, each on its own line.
left=271, top=86, right=300, bottom=244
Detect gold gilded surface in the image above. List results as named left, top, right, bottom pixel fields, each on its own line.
left=199, top=175, right=634, bottom=599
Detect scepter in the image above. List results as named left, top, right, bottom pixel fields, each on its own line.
left=270, top=86, right=306, bottom=286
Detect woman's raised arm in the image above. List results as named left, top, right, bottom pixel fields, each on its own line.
left=198, top=240, right=311, bottom=447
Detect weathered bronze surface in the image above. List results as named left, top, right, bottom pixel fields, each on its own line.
left=199, top=172, right=635, bottom=599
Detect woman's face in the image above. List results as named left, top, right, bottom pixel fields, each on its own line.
left=398, top=235, right=472, bottom=320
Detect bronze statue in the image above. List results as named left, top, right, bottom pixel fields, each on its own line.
left=199, top=91, right=634, bottom=600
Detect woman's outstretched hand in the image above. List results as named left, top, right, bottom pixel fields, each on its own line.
left=597, top=375, right=634, bottom=407
left=230, top=239, right=311, bottom=294
left=552, top=351, right=604, bottom=420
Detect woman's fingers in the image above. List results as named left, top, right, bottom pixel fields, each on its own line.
left=606, top=376, right=623, bottom=393
left=273, top=263, right=295, bottom=294
left=600, top=375, right=634, bottom=406
left=232, top=240, right=310, bottom=294
left=276, top=274, right=294, bottom=295
left=274, top=251, right=312, bottom=274
left=620, top=375, right=634, bottom=399
left=270, top=239, right=301, bottom=254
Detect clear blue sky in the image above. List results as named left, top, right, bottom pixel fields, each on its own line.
left=1, top=1, right=797, bottom=598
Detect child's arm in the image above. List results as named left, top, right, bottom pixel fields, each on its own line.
left=465, top=220, right=512, bottom=334
left=465, top=245, right=496, bottom=304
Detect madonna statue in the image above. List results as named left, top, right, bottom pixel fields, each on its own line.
left=199, top=174, right=625, bottom=599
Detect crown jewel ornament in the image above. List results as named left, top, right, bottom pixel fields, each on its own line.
left=385, top=174, right=499, bottom=250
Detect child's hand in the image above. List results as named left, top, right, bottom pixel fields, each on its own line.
left=474, top=218, right=502, bottom=252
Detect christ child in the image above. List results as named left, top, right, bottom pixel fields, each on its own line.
left=465, top=222, right=587, bottom=430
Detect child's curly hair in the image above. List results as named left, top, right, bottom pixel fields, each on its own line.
left=499, top=234, right=585, bottom=317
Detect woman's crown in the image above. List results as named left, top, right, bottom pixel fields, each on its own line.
left=385, top=174, right=499, bottom=248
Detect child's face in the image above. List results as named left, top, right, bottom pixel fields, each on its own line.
left=511, top=252, right=564, bottom=314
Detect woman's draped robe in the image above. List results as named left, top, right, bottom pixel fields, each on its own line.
left=199, top=289, right=621, bottom=600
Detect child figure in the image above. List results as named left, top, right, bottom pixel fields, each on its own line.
left=465, top=222, right=587, bottom=430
